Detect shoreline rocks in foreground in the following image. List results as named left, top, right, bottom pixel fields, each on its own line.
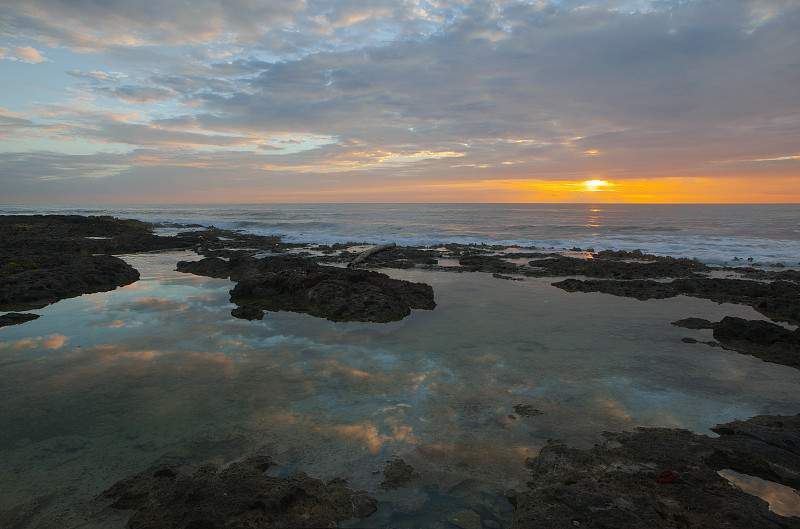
left=507, top=414, right=800, bottom=529
left=102, top=455, right=378, bottom=529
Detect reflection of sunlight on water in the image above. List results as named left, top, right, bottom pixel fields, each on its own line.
left=1, top=253, right=799, bottom=527
left=718, top=469, right=800, bottom=517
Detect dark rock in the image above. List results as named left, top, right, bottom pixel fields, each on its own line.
left=493, top=273, right=524, bottom=281
left=711, top=317, right=800, bottom=369
left=554, top=276, right=800, bottom=327
left=103, top=455, right=377, bottom=529
left=231, top=304, right=265, bottom=320
left=459, top=254, right=519, bottom=274
left=673, top=316, right=799, bottom=369
left=176, top=257, right=233, bottom=279
left=553, top=278, right=678, bottom=300
left=672, top=317, right=715, bottom=330
left=228, top=261, right=436, bottom=323
left=379, top=458, right=420, bottom=490
left=525, top=252, right=708, bottom=279
left=0, top=253, right=140, bottom=312
left=513, top=405, right=544, bottom=417
left=509, top=414, right=800, bottom=529
left=355, top=246, right=441, bottom=269
left=0, top=312, right=40, bottom=327
left=177, top=255, right=437, bottom=323
left=0, top=215, right=212, bottom=313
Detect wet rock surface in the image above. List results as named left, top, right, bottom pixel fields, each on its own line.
left=508, top=414, right=800, bottom=529
left=102, top=455, right=378, bottom=529
left=178, top=255, right=437, bottom=323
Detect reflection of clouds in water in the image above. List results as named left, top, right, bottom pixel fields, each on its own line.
left=0, top=333, right=69, bottom=350
left=130, top=296, right=190, bottom=311
left=90, top=318, right=139, bottom=328
left=718, top=469, right=800, bottom=517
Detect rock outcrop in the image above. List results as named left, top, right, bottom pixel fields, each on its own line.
left=177, top=255, right=436, bottom=323
left=672, top=316, right=800, bottom=369
left=103, top=455, right=378, bottom=529
left=508, top=414, right=800, bottom=529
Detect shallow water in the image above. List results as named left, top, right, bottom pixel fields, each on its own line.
left=1, top=250, right=798, bottom=527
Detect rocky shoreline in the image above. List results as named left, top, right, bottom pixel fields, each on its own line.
left=1, top=214, right=798, bottom=527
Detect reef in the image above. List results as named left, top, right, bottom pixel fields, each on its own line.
left=507, top=414, right=800, bottom=529
left=102, top=455, right=378, bottom=529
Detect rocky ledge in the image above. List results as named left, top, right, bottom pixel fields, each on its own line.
left=673, top=316, right=800, bottom=369
left=507, top=414, right=800, bottom=529
left=0, top=215, right=288, bottom=325
left=102, top=455, right=377, bottom=529
left=177, top=255, right=436, bottom=323
left=0, top=215, right=205, bottom=320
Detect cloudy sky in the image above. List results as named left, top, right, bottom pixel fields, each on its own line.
left=1, top=0, right=798, bottom=203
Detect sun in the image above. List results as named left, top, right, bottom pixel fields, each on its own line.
left=581, top=179, right=611, bottom=192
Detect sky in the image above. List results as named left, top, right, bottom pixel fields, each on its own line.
left=1, top=0, right=799, bottom=203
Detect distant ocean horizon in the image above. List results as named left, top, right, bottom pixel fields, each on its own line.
left=2, top=203, right=799, bottom=267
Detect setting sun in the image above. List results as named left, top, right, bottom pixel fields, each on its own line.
left=580, top=180, right=611, bottom=192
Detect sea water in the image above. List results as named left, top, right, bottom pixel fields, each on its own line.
left=0, top=204, right=799, bottom=527
left=3, top=203, right=800, bottom=266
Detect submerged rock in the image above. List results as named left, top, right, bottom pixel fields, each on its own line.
left=379, top=458, right=421, bottom=490
left=103, top=455, right=378, bottom=529
left=508, top=414, right=800, bottom=529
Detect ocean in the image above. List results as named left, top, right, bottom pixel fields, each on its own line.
left=1, top=203, right=799, bottom=527
left=3, top=203, right=800, bottom=266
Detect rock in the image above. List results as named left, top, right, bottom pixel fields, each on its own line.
left=379, top=458, right=420, bottom=490
left=672, top=317, right=715, bottom=330
left=507, top=414, right=800, bottom=529
left=225, top=257, right=436, bottom=323
left=459, top=254, right=519, bottom=274
left=102, top=455, right=377, bottom=528
left=0, top=253, right=140, bottom=312
left=447, top=509, right=483, bottom=529
left=514, top=405, right=544, bottom=417
left=0, top=312, right=40, bottom=327
left=230, top=304, right=265, bottom=320
left=0, top=215, right=213, bottom=313
left=525, top=252, right=708, bottom=279
left=674, top=316, right=800, bottom=370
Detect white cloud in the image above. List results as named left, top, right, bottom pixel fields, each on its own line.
left=0, top=46, right=49, bottom=63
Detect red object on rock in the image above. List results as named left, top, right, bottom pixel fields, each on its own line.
left=657, top=470, right=678, bottom=483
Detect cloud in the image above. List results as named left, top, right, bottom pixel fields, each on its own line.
left=0, top=46, right=49, bottom=63
left=1, top=0, right=798, bottom=201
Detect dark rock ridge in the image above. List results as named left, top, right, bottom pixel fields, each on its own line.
left=507, top=414, right=800, bottom=529
left=553, top=277, right=800, bottom=326
left=102, top=455, right=378, bottom=529
left=177, top=256, right=436, bottom=323
left=672, top=316, right=800, bottom=369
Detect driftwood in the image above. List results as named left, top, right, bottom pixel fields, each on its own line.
left=347, top=243, right=396, bottom=268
